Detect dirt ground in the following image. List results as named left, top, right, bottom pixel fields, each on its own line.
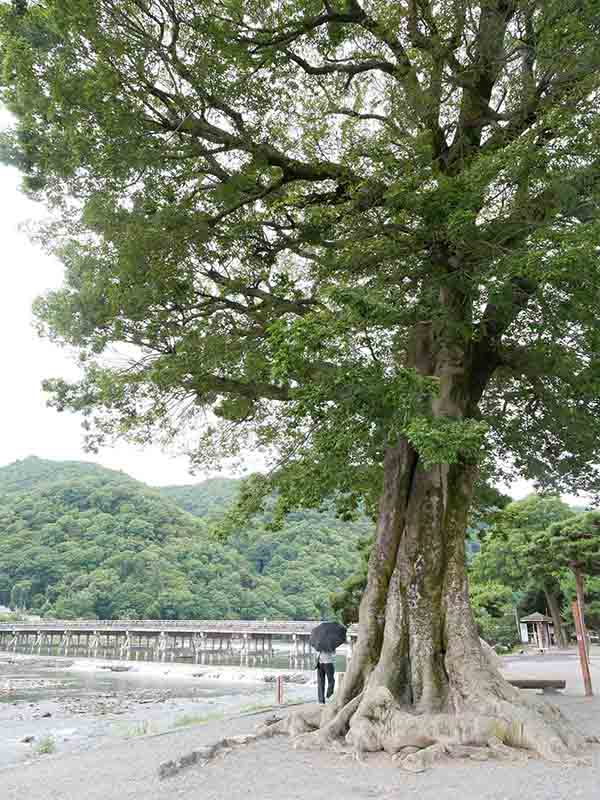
left=1, top=651, right=598, bottom=800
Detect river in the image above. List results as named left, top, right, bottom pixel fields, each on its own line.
left=0, top=649, right=347, bottom=768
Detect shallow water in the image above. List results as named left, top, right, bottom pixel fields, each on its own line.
left=0, top=647, right=347, bottom=705
left=0, top=645, right=353, bottom=769
left=0, top=662, right=248, bottom=705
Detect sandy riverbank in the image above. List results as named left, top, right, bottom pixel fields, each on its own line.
left=1, top=648, right=598, bottom=777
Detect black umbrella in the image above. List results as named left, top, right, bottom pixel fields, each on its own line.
left=310, top=622, right=347, bottom=652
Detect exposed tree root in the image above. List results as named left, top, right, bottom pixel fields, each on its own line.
left=158, top=685, right=596, bottom=781
left=274, top=685, right=590, bottom=771
left=158, top=732, right=261, bottom=779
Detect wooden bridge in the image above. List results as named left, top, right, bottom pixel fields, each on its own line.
left=0, top=620, right=358, bottom=663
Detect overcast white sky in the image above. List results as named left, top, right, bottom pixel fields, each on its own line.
left=0, top=155, right=213, bottom=486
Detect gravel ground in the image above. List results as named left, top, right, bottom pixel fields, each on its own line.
left=1, top=652, right=599, bottom=800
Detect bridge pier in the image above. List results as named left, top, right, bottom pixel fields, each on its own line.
left=60, top=631, right=71, bottom=657
left=347, top=635, right=354, bottom=661
left=119, top=632, right=131, bottom=661
left=158, top=632, right=167, bottom=663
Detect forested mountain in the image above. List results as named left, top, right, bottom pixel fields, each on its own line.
left=0, top=456, right=130, bottom=494
left=160, top=478, right=241, bottom=518
left=0, top=457, right=368, bottom=620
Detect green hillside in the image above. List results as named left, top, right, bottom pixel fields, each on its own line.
left=0, top=457, right=368, bottom=620
left=0, top=455, right=132, bottom=495
left=160, top=479, right=373, bottom=617
left=160, top=477, right=242, bottom=518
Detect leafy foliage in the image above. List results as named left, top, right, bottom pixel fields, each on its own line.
left=0, top=457, right=368, bottom=620
left=1, top=1, right=599, bottom=511
left=559, top=573, right=600, bottom=632
left=544, top=512, right=600, bottom=575
left=470, top=495, right=600, bottom=640
left=160, top=479, right=241, bottom=519
left=530, top=510, right=600, bottom=629
left=470, top=495, right=575, bottom=592
left=469, top=581, right=521, bottom=650
left=2, top=4, right=600, bottom=712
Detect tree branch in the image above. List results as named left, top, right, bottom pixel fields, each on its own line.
left=285, top=49, right=396, bottom=78
left=468, top=275, right=537, bottom=407
left=185, top=373, right=291, bottom=402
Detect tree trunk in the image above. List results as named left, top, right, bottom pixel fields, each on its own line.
left=338, top=455, right=507, bottom=719
left=544, top=586, right=569, bottom=648
left=270, top=445, right=586, bottom=766
left=271, top=324, right=586, bottom=764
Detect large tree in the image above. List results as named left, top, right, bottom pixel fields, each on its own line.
left=2, top=0, right=600, bottom=762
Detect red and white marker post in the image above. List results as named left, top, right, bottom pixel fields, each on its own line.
left=276, top=674, right=284, bottom=705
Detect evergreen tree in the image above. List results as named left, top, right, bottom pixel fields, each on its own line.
left=535, top=512, right=600, bottom=640
left=471, top=495, right=576, bottom=647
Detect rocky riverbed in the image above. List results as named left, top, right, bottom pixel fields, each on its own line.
left=0, top=654, right=315, bottom=768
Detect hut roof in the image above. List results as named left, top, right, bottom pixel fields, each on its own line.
left=520, top=612, right=553, bottom=624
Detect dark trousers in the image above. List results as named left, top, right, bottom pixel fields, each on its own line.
left=317, top=662, right=335, bottom=704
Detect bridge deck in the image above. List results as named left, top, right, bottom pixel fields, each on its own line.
left=0, top=619, right=359, bottom=636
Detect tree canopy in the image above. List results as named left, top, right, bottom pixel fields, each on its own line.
left=543, top=511, right=600, bottom=577
left=470, top=495, right=577, bottom=646
left=532, top=510, right=600, bottom=635
left=471, top=495, right=575, bottom=592
left=1, top=1, right=600, bottom=505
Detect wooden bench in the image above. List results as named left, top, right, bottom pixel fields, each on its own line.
left=508, top=679, right=566, bottom=694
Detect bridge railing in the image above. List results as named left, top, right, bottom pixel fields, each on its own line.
left=0, top=619, right=359, bottom=635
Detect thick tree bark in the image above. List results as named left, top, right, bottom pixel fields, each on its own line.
left=337, top=455, right=501, bottom=721
left=544, top=585, right=569, bottom=648
left=276, top=445, right=585, bottom=765
left=277, top=322, right=587, bottom=765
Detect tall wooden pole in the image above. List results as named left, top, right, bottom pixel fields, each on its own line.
left=572, top=599, right=593, bottom=697
left=573, top=567, right=589, bottom=657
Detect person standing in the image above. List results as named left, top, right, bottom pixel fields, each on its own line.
left=309, top=621, right=346, bottom=704
left=316, top=649, right=336, bottom=704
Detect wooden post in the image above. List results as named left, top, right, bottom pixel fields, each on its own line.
left=573, top=568, right=589, bottom=657
left=572, top=600, right=593, bottom=697
left=276, top=675, right=284, bottom=705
